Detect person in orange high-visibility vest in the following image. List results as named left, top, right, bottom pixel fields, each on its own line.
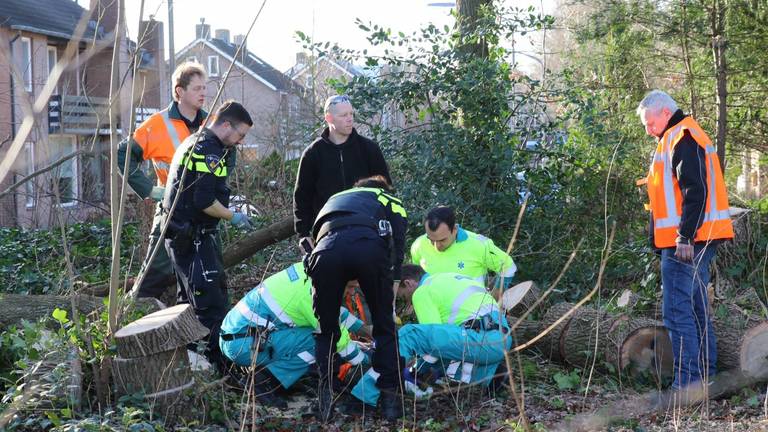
left=118, top=62, right=211, bottom=300
left=636, top=90, right=734, bottom=392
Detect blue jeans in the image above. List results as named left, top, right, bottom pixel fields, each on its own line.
left=661, top=243, right=717, bottom=389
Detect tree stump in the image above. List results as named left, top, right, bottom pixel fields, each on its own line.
left=114, top=304, right=209, bottom=358
left=561, top=307, right=612, bottom=369
left=603, top=316, right=672, bottom=378
left=714, top=318, right=768, bottom=379
left=502, top=281, right=541, bottom=317
left=113, top=304, right=209, bottom=420
left=539, top=302, right=577, bottom=363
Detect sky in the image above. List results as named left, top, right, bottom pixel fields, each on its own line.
left=79, top=0, right=553, bottom=73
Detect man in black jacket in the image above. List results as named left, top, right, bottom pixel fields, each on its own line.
left=293, top=95, right=391, bottom=251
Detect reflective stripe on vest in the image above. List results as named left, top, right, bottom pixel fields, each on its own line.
left=331, top=187, right=407, bottom=217
left=448, top=283, right=487, bottom=324
left=260, top=287, right=295, bottom=327
left=160, top=110, right=182, bottom=149
left=342, top=311, right=359, bottom=329
left=347, top=350, right=365, bottom=365
left=234, top=301, right=275, bottom=329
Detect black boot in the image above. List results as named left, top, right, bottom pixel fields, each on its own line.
left=253, top=370, right=288, bottom=409
left=379, top=389, right=404, bottom=421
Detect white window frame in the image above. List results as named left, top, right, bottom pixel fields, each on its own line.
left=186, top=56, right=198, bottom=64
left=47, top=46, right=58, bottom=95
left=20, top=37, right=32, bottom=92
left=208, top=55, right=220, bottom=77
left=24, top=142, right=35, bottom=207
left=50, top=135, right=78, bottom=207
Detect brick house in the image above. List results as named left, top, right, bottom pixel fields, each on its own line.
left=0, top=0, right=165, bottom=228
left=175, top=20, right=304, bottom=160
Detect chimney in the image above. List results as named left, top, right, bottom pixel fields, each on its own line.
left=214, top=29, right=230, bottom=44
left=296, top=52, right=308, bottom=66
left=233, top=34, right=247, bottom=51
left=195, top=18, right=211, bottom=40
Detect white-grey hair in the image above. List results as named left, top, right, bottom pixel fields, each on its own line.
left=636, top=90, right=678, bottom=117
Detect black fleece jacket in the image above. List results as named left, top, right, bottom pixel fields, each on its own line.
left=293, top=128, right=391, bottom=237
left=649, top=110, right=708, bottom=248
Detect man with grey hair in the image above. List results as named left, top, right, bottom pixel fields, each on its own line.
left=635, top=90, right=734, bottom=392
left=293, top=95, right=392, bottom=250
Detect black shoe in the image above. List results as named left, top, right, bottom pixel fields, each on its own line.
left=379, top=389, right=404, bottom=421
left=337, top=395, right=371, bottom=417
left=254, top=384, right=288, bottom=409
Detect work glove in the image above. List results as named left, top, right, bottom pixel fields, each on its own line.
left=230, top=212, right=253, bottom=230
left=149, top=186, right=165, bottom=201
left=403, top=367, right=433, bottom=399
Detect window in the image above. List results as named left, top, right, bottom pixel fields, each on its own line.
left=24, top=143, right=35, bottom=207
left=47, top=46, right=58, bottom=94
left=186, top=56, right=198, bottom=64
left=49, top=136, right=77, bottom=206
left=208, top=56, right=219, bottom=76
left=19, top=37, right=32, bottom=92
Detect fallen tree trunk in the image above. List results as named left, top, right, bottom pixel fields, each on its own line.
left=561, top=307, right=611, bottom=369
left=538, top=302, right=576, bottom=363
left=80, top=216, right=296, bottom=297
left=502, top=281, right=541, bottom=317
left=0, top=294, right=162, bottom=330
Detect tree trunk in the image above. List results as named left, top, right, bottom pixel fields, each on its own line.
left=508, top=317, right=541, bottom=345
left=0, top=294, right=161, bottom=330
left=561, top=307, right=611, bottom=369
left=711, top=0, right=728, bottom=171
left=538, top=302, right=576, bottom=363
left=456, top=0, right=493, bottom=58
left=113, top=304, right=208, bottom=358
left=113, top=346, right=192, bottom=395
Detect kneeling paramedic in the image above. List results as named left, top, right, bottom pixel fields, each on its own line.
left=219, top=262, right=369, bottom=408
left=163, top=101, right=253, bottom=371
left=351, top=264, right=514, bottom=406
left=306, top=175, right=407, bottom=421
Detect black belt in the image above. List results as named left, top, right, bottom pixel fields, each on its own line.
left=220, top=332, right=249, bottom=341
left=463, top=317, right=509, bottom=334
left=315, top=215, right=380, bottom=243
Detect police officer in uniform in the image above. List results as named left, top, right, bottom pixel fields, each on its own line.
left=306, top=175, right=407, bottom=421
left=164, top=101, right=253, bottom=370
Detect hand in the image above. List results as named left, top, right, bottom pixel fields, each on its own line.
left=229, top=212, right=252, bottom=230
left=149, top=186, right=165, bottom=201
left=675, top=242, right=694, bottom=262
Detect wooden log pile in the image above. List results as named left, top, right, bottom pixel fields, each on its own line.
left=502, top=281, right=768, bottom=381
left=112, top=304, right=209, bottom=420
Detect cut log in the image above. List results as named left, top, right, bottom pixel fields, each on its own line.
left=0, top=294, right=161, bottom=330
left=113, top=347, right=192, bottom=396
left=539, top=302, right=577, bottom=363
left=80, top=216, right=295, bottom=297
left=114, top=304, right=208, bottom=358
left=561, top=307, right=612, bottom=369
left=508, top=317, right=541, bottom=345
left=603, top=317, right=673, bottom=378
left=502, top=281, right=541, bottom=317
left=739, top=322, right=768, bottom=379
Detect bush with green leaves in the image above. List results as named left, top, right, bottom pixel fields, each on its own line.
left=296, top=4, right=655, bottom=300
left=0, top=220, right=141, bottom=295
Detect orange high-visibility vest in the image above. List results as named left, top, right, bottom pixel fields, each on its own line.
left=132, top=110, right=194, bottom=186
left=643, top=116, right=734, bottom=248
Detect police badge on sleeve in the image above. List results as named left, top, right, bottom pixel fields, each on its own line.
left=205, top=154, right=222, bottom=171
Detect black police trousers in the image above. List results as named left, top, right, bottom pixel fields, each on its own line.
left=165, top=230, right=229, bottom=369
left=307, top=226, right=402, bottom=391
